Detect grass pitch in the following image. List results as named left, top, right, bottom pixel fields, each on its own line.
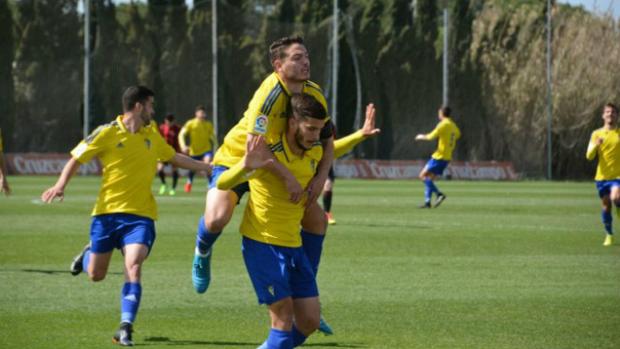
left=0, top=176, right=619, bottom=349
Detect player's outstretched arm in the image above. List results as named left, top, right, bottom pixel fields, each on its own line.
left=41, top=157, right=81, bottom=203
left=333, top=103, right=380, bottom=159
left=170, top=153, right=212, bottom=175
left=586, top=136, right=602, bottom=160
left=415, top=134, right=429, bottom=141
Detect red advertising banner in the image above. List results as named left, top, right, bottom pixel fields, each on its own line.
left=334, top=160, right=518, bottom=180
left=5, top=153, right=102, bottom=175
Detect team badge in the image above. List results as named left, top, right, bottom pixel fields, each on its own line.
left=267, top=285, right=275, bottom=296
left=254, top=114, right=268, bottom=135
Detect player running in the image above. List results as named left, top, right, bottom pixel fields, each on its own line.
left=586, top=102, right=620, bottom=246
left=41, top=86, right=212, bottom=346
left=178, top=105, right=217, bottom=193
left=415, top=106, right=461, bottom=208
left=157, top=113, right=182, bottom=195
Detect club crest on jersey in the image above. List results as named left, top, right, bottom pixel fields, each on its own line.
left=254, top=114, right=268, bottom=135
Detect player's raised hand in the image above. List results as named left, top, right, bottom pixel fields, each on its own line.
left=41, top=185, right=64, bottom=203
left=244, top=136, right=274, bottom=170
left=415, top=134, right=427, bottom=141
left=361, top=103, right=380, bottom=137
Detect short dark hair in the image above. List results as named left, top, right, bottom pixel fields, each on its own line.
left=440, top=106, right=452, bottom=117
left=269, top=35, right=304, bottom=68
left=195, top=105, right=206, bottom=113
left=122, top=85, right=154, bottom=112
left=289, top=93, right=327, bottom=121
left=605, top=103, right=619, bottom=114
left=165, top=113, right=175, bottom=122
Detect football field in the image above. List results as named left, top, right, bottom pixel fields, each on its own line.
left=0, top=176, right=619, bottom=349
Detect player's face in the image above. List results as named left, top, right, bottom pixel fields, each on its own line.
left=195, top=110, right=207, bottom=119
left=603, top=106, right=618, bottom=125
left=293, top=116, right=325, bottom=151
left=277, top=44, right=310, bottom=82
left=138, top=97, right=155, bottom=125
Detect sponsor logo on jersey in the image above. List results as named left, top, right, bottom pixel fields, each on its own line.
left=254, top=115, right=268, bottom=134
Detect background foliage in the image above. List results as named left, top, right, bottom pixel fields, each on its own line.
left=0, top=0, right=619, bottom=178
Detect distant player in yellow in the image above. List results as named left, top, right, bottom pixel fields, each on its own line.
left=41, top=86, right=212, bottom=346
left=0, top=128, right=10, bottom=196
left=586, top=102, right=620, bottom=246
left=216, top=93, right=327, bottom=349
left=415, top=106, right=461, bottom=208
left=178, top=105, right=217, bottom=193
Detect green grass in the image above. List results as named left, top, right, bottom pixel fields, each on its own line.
left=1, top=176, right=619, bottom=348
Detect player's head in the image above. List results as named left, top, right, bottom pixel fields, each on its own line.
left=194, top=105, right=207, bottom=119
left=269, top=36, right=310, bottom=82
left=438, top=106, right=451, bottom=120
left=164, top=113, right=175, bottom=124
left=288, top=93, right=327, bottom=151
left=122, top=85, right=155, bottom=125
left=603, top=103, right=619, bottom=125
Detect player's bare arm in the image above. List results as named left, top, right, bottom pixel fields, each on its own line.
left=170, top=153, right=212, bottom=175
left=41, top=157, right=81, bottom=203
left=305, top=136, right=334, bottom=206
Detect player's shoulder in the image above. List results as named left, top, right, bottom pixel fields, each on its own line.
left=307, top=141, right=323, bottom=160
left=304, top=80, right=323, bottom=92
left=86, top=119, right=121, bottom=143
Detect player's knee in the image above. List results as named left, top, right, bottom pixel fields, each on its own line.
left=125, top=263, right=142, bottom=280
left=204, top=214, right=229, bottom=232
left=296, top=313, right=320, bottom=334
left=89, top=271, right=106, bottom=282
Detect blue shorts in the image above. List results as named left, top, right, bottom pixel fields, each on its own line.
left=595, top=180, right=620, bottom=198
left=90, top=213, right=156, bottom=254
left=208, top=165, right=250, bottom=203
left=241, top=237, right=318, bottom=305
left=191, top=151, right=213, bottom=162
left=425, top=158, right=450, bottom=176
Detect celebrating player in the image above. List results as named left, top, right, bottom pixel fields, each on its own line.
left=178, top=105, right=217, bottom=193
left=41, top=86, right=212, bottom=346
left=415, top=106, right=461, bottom=208
left=216, top=93, right=327, bottom=349
left=586, top=102, right=620, bottom=246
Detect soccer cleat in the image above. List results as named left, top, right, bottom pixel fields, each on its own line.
left=158, top=184, right=167, bottom=195
left=603, top=234, right=614, bottom=246
left=326, top=212, right=336, bottom=225
left=318, top=315, right=334, bottom=335
left=70, top=245, right=90, bottom=276
left=112, top=322, right=133, bottom=346
left=419, top=202, right=431, bottom=209
left=184, top=182, right=192, bottom=193
left=434, top=193, right=447, bottom=208
left=168, top=188, right=176, bottom=196
left=256, top=342, right=268, bottom=349
left=192, top=250, right=212, bottom=294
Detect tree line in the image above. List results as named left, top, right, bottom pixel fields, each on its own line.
left=0, top=0, right=618, bottom=178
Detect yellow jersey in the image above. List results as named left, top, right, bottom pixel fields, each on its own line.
left=217, top=133, right=323, bottom=247
left=427, top=118, right=460, bottom=161
left=71, top=115, right=176, bottom=220
left=213, top=72, right=328, bottom=167
left=586, top=127, right=620, bottom=180
left=179, top=118, right=216, bottom=156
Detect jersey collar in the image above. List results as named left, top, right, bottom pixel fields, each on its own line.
left=273, top=72, right=294, bottom=97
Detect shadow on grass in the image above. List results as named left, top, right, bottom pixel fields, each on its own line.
left=0, top=268, right=122, bottom=276
left=142, top=337, right=367, bottom=348
left=348, top=221, right=431, bottom=230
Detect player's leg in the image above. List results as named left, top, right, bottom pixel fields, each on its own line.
left=114, top=215, right=155, bottom=346
left=602, top=182, right=618, bottom=246
left=85, top=215, right=117, bottom=281
left=185, top=154, right=202, bottom=193
left=323, top=167, right=336, bottom=224
left=203, top=152, right=214, bottom=185
left=170, top=164, right=179, bottom=195
left=192, top=182, right=240, bottom=294
left=418, top=165, right=435, bottom=208
left=300, top=202, right=327, bottom=276
left=242, top=238, right=295, bottom=349
left=292, top=297, right=321, bottom=346
left=157, top=162, right=167, bottom=195
left=290, top=247, right=321, bottom=345
left=70, top=242, right=91, bottom=276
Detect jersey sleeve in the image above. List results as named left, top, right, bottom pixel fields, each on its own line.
left=70, top=126, right=110, bottom=164
left=426, top=122, right=445, bottom=140
left=586, top=131, right=599, bottom=160
left=245, top=85, right=276, bottom=136
left=153, top=131, right=176, bottom=162
left=334, top=130, right=366, bottom=159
